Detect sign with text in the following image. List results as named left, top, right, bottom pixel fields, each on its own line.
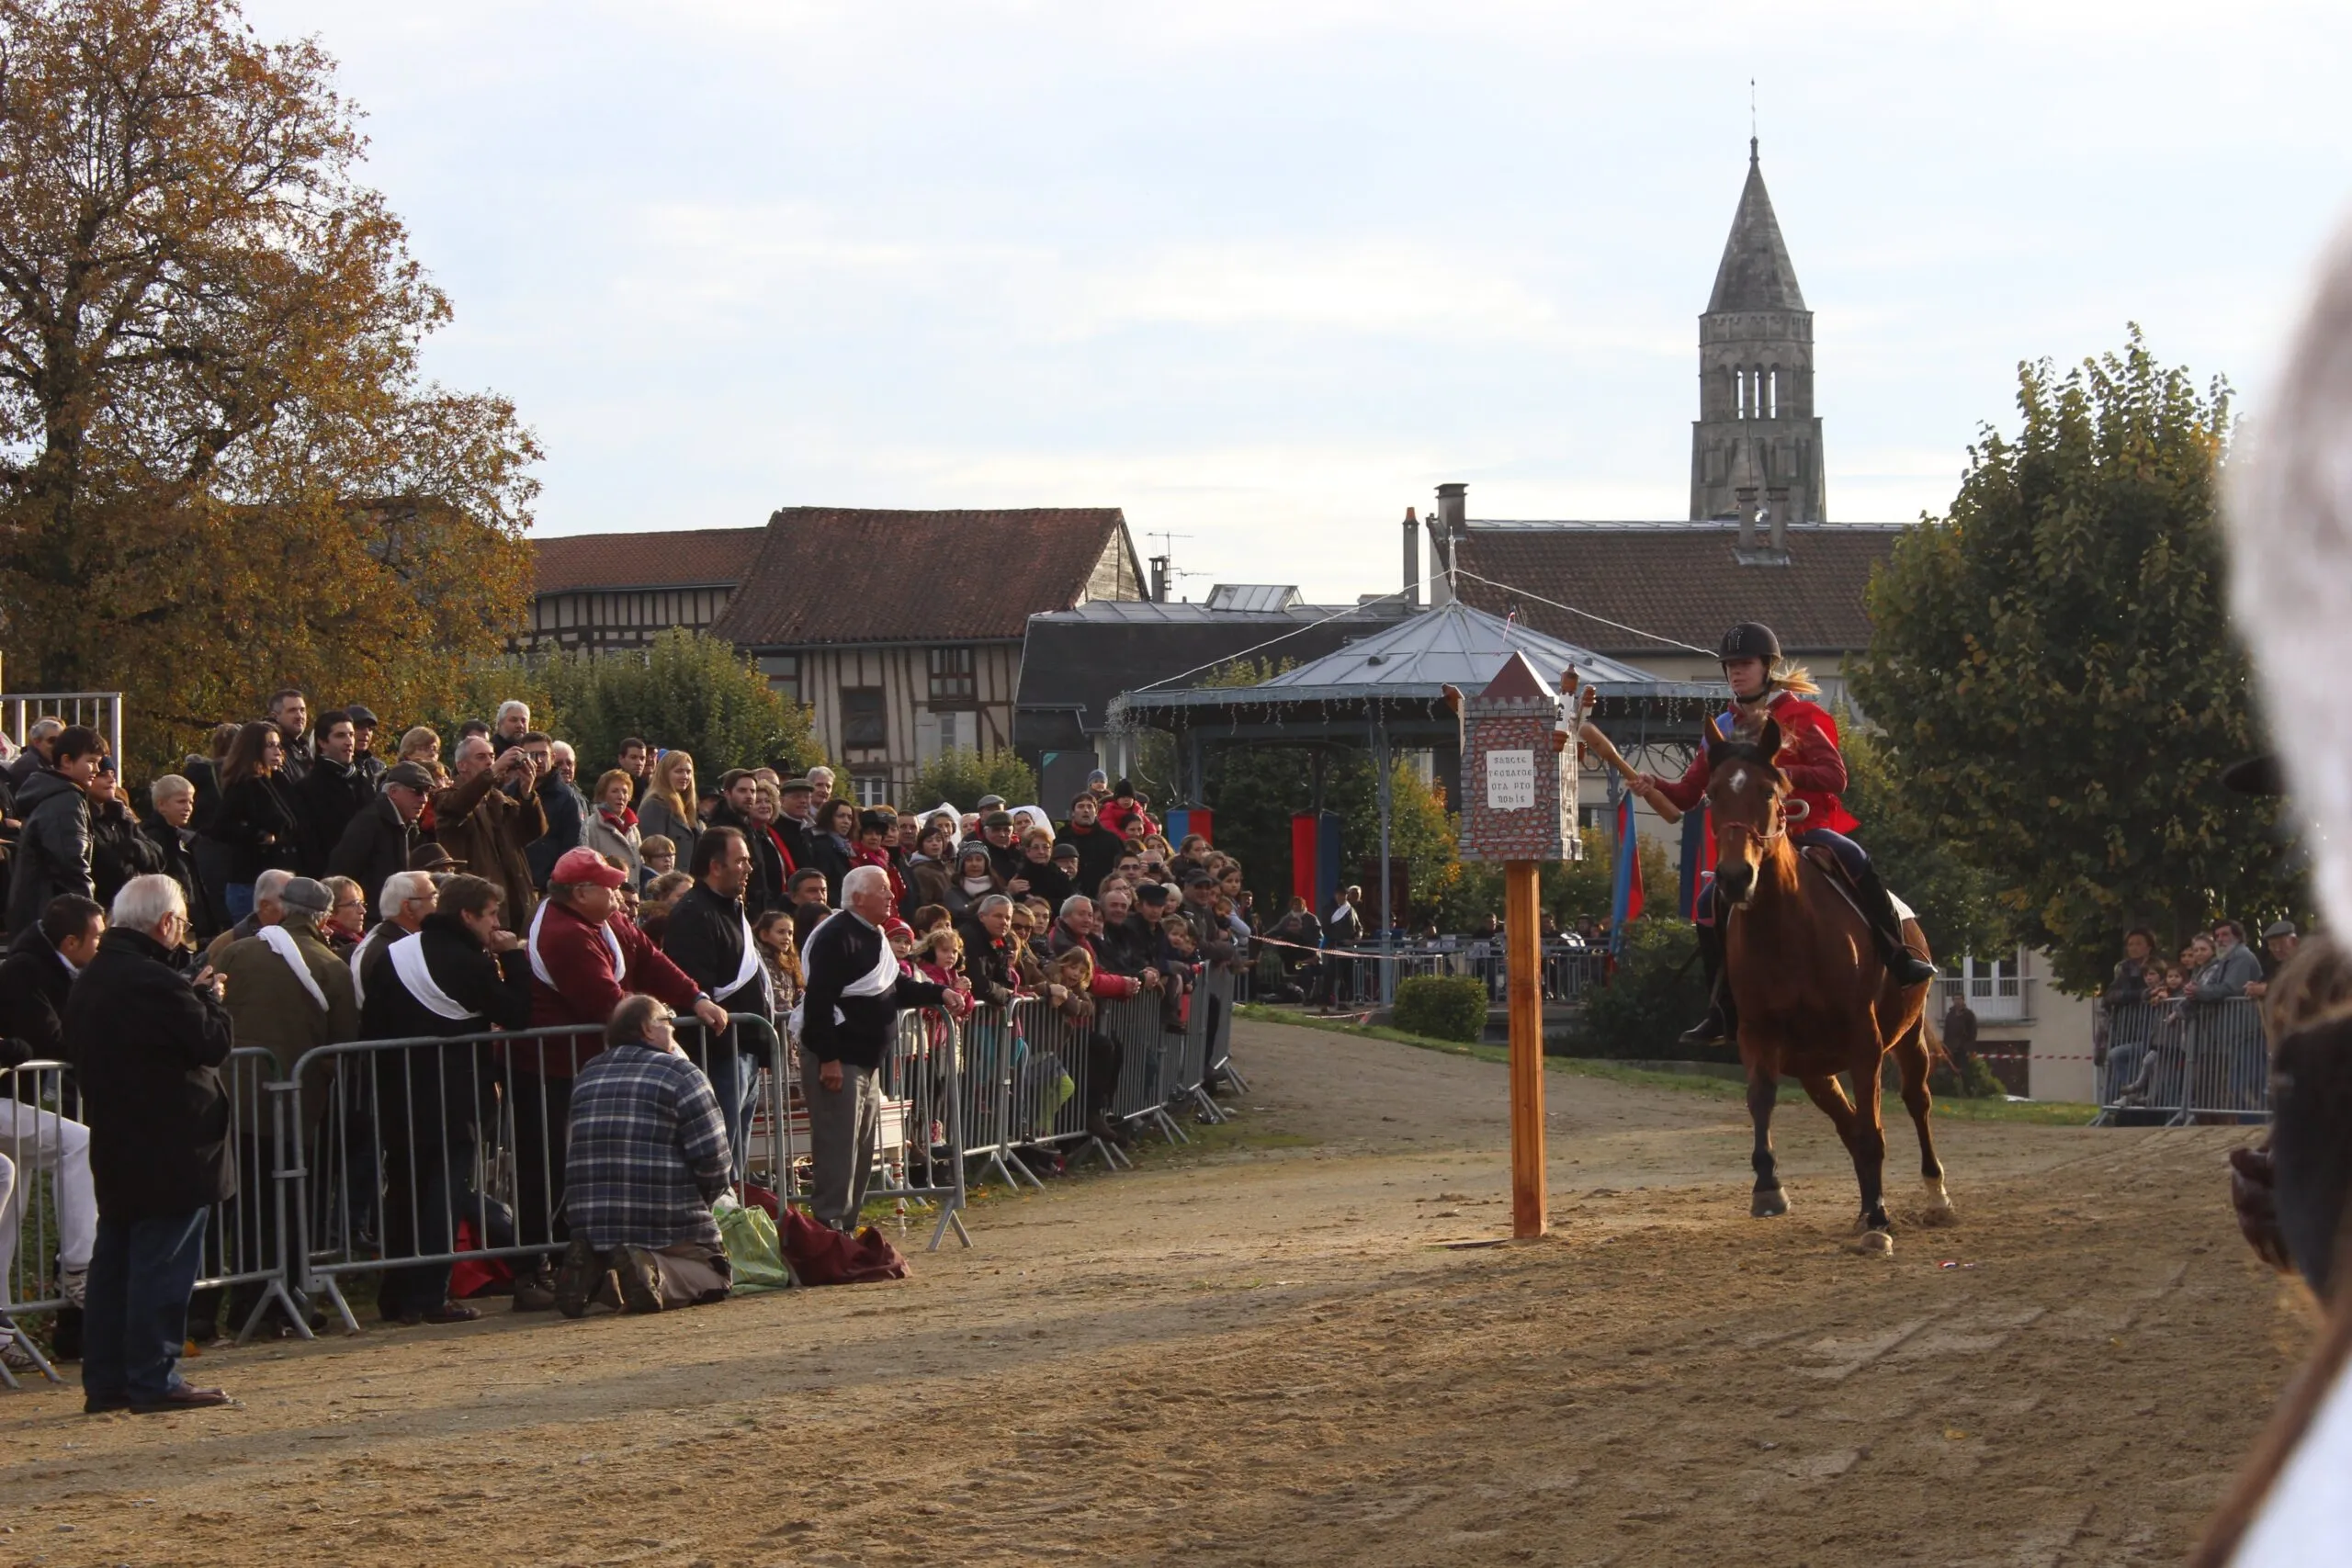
left=1486, top=749, right=1536, bottom=810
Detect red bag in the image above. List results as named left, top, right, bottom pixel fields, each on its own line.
left=447, top=1219, right=514, bottom=1300
left=777, top=1205, right=909, bottom=1285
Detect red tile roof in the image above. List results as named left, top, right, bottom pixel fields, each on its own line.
left=1452, top=522, right=1902, bottom=658
left=712, top=507, right=1137, bottom=647
left=531, top=528, right=766, bottom=595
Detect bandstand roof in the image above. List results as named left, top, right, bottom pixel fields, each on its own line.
left=1108, top=600, right=1723, bottom=742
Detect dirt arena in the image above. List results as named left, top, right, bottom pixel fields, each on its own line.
left=0, top=1018, right=2312, bottom=1566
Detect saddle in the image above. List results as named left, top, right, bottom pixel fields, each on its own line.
left=1798, top=844, right=1917, bottom=927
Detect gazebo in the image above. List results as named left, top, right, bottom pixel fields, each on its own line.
left=1106, top=598, right=1724, bottom=945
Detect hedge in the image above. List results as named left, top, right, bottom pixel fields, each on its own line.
left=1394, top=975, right=1489, bottom=1043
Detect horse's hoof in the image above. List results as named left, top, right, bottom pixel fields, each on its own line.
left=1750, top=1188, right=1789, bottom=1218
left=1855, top=1228, right=1894, bottom=1256
left=1919, top=1179, right=1958, bottom=1226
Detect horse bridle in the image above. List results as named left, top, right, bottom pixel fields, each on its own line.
left=1717, top=794, right=1808, bottom=854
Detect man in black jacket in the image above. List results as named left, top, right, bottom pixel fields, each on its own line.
left=0, top=894, right=104, bottom=1348
left=298, top=712, right=374, bottom=876
left=799, top=864, right=958, bottom=1230
left=344, top=705, right=387, bottom=790
left=364, top=873, right=532, bottom=1325
left=65, top=874, right=235, bottom=1414
left=1056, top=791, right=1125, bottom=899
left=267, top=688, right=313, bottom=785
left=328, top=762, right=433, bottom=919
left=87, top=759, right=165, bottom=908
left=659, top=827, right=776, bottom=1181
left=6, top=725, right=104, bottom=937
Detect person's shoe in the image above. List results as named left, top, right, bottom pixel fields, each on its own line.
left=130, top=1385, right=234, bottom=1414
left=1887, top=949, right=1939, bottom=987
left=379, top=1310, right=424, bottom=1327
left=58, top=1265, right=87, bottom=1307
left=82, top=1393, right=132, bottom=1415
left=591, top=1269, right=622, bottom=1312
left=511, top=1278, right=558, bottom=1313
left=420, top=1303, right=481, bottom=1325
left=1678, top=1004, right=1730, bottom=1049
left=1086, top=1109, right=1121, bottom=1145
left=613, top=1247, right=665, bottom=1314
left=0, top=1333, right=35, bottom=1372
left=551, top=1235, right=602, bottom=1320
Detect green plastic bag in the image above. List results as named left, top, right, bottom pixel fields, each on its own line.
left=715, top=1195, right=796, bottom=1294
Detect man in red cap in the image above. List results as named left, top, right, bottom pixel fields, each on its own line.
left=505, top=846, right=727, bottom=1310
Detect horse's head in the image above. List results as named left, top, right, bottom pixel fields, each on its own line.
left=1707, top=717, right=1797, bottom=908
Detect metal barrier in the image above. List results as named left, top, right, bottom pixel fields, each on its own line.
left=0, top=691, right=123, bottom=770
left=2095, top=998, right=2267, bottom=1125
left=3, top=978, right=1250, bottom=1382
left=2, top=1046, right=298, bottom=1384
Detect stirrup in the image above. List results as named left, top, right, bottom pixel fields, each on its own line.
left=1679, top=1005, right=1729, bottom=1049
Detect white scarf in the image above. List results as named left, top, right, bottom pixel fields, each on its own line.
left=789, top=910, right=898, bottom=1034
left=349, top=929, right=378, bottom=1009
left=714, top=908, right=770, bottom=1009
left=387, top=931, right=477, bottom=1021
left=526, top=900, right=624, bottom=989
left=259, top=924, right=327, bottom=1010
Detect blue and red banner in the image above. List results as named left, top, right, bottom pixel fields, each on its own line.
left=1610, top=791, right=1644, bottom=936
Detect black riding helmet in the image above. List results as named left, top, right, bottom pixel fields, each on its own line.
left=1718, top=622, right=1781, bottom=664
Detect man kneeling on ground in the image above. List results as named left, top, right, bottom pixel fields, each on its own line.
left=553, top=994, right=735, bottom=1315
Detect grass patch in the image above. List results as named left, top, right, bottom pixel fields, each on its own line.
left=1236, top=1003, right=2100, bottom=1125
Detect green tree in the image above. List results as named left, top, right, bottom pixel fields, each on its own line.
left=538, top=631, right=821, bottom=781
left=910, top=749, right=1039, bottom=813
left=1837, top=707, right=2010, bottom=962
left=1852, top=329, right=2305, bottom=991
left=0, top=0, right=538, bottom=773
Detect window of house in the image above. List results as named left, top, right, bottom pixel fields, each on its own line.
left=854, top=774, right=891, bottom=807
left=840, top=686, right=887, bottom=752
left=760, top=653, right=800, bottom=705
left=928, top=645, right=976, bottom=705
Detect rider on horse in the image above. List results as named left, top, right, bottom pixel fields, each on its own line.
left=1636, top=620, right=1939, bottom=1048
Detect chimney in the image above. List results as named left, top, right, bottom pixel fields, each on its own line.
left=1729, top=442, right=1758, bottom=553
left=1401, top=507, right=1419, bottom=609
left=1435, top=482, right=1467, bottom=602
left=1765, top=483, right=1790, bottom=555
left=1148, top=554, right=1170, bottom=603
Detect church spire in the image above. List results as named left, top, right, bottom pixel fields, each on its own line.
left=1690, top=139, right=1825, bottom=528
left=1706, top=142, right=1805, bottom=314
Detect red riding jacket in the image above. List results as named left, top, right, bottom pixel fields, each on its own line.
left=1653, top=692, right=1861, bottom=836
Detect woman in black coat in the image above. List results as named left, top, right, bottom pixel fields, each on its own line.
left=805, top=798, right=858, bottom=908
left=202, top=721, right=300, bottom=922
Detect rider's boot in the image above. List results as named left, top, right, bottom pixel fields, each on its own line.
left=1678, top=917, right=1738, bottom=1048
left=1855, top=866, right=1939, bottom=987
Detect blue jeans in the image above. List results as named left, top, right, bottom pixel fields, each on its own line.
left=1795, top=827, right=1871, bottom=880
left=82, top=1208, right=211, bottom=1407
left=223, top=883, right=255, bottom=923
left=708, top=1048, right=763, bottom=1185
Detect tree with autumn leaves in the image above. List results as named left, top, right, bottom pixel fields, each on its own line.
left=1854, top=330, right=2306, bottom=993
left=0, top=0, right=538, bottom=772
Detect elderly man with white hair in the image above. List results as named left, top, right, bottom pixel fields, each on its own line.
left=349, top=870, right=437, bottom=1006
left=491, top=699, right=532, bottom=755
left=798, top=863, right=964, bottom=1231
left=204, top=864, right=294, bottom=965
left=65, top=874, right=235, bottom=1413
left=432, top=732, right=544, bottom=930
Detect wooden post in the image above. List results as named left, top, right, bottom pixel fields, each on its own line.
left=1505, top=858, right=1546, bottom=1238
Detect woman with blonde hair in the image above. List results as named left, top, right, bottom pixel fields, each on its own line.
left=396, top=726, right=447, bottom=784
left=637, top=750, right=700, bottom=867
left=583, top=767, right=643, bottom=885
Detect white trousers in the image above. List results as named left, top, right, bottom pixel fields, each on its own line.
left=0, top=1099, right=98, bottom=1302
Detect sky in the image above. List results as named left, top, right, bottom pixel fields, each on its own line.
left=242, top=0, right=2352, bottom=604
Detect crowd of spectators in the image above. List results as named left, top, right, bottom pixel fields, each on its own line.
left=2099, top=918, right=2298, bottom=1111
left=0, top=698, right=1276, bottom=1409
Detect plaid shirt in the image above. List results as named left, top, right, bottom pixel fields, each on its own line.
left=565, top=1042, right=731, bottom=1251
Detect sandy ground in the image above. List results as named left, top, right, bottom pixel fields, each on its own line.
left=0, top=1018, right=2314, bottom=1567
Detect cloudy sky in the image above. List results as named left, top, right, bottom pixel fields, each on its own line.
left=245, top=1, right=2352, bottom=602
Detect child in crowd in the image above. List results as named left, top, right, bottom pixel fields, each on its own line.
left=639, top=834, right=677, bottom=886
left=752, top=908, right=802, bottom=1017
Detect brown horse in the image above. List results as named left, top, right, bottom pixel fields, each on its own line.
left=1707, top=720, right=1951, bottom=1251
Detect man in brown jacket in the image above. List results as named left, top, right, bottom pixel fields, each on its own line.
left=433, top=735, right=546, bottom=930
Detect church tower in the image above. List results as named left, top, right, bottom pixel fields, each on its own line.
left=1690, top=139, right=1826, bottom=541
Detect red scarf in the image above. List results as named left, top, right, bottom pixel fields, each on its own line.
left=854, top=843, right=906, bottom=905
left=600, top=803, right=639, bottom=832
